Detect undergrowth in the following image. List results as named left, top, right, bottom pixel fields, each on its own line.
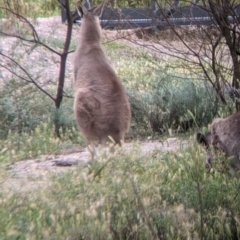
left=0, top=123, right=85, bottom=164
left=1, top=140, right=239, bottom=239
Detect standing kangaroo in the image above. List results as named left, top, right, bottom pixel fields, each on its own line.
left=73, top=0, right=131, bottom=160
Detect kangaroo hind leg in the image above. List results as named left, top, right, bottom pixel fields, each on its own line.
left=74, top=89, right=100, bottom=129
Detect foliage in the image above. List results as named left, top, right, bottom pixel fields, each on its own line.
left=0, top=42, right=229, bottom=139
left=1, top=140, right=239, bottom=239
left=0, top=79, right=85, bottom=162
left=0, top=0, right=60, bottom=18
left=128, top=66, right=225, bottom=135
left=106, top=42, right=232, bottom=135
left=0, top=122, right=85, bottom=163
left=0, top=78, right=76, bottom=139
left=0, top=80, right=46, bottom=138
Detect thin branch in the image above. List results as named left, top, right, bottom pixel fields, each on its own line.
left=57, top=0, right=66, bottom=8
left=0, top=5, right=40, bottom=41
left=55, top=0, right=73, bottom=108
left=0, top=6, right=61, bottom=56
left=0, top=64, right=31, bottom=83
left=0, top=52, right=56, bottom=102
left=0, top=31, right=62, bottom=56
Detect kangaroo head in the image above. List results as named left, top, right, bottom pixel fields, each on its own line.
left=76, top=0, right=107, bottom=19
left=76, top=0, right=109, bottom=43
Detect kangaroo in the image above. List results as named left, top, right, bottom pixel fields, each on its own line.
left=197, top=111, right=240, bottom=170
left=73, top=0, right=131, bottom=160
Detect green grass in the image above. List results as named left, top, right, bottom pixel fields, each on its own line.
left=104, top=41, right=128, bottom=49
left=0, top=140, right=239, bottom=239
left=0, top=0, right=60, bottom=18
left=0, top=123, right=85, bottom=164
left=41, top=35, right=78, bottom=52
left=104, top=43, right=161, bottom=90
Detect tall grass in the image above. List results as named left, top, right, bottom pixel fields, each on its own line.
left=0, top=0, right=60, bottom=18
left=0, top=123, right=85, bottom=164
left=1, top=140, right=239, bottom=239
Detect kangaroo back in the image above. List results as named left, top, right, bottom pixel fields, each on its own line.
left=197, top=112, right=240, bottom=169
left=73, top=1, right=131, bottom=159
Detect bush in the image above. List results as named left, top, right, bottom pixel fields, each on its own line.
left=0, top=78, right=77, bottom=139
left=0, top=80, right=47, bottom=138
left=129, top=69, right=221, bottom=134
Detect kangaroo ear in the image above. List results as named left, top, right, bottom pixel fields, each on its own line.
left=76, top=0, right=88, bottom=18
left=91, top=0, right=109, bottom=18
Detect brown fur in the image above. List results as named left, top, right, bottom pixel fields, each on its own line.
left=197, top=111, right=240, bottom=169
left=73, top=1, right=131, bottom=159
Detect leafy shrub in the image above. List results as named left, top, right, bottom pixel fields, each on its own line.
left=0, top=78, right=77, bottom=139
left=127, top=89, right=151, bottom=135
left=0, top=78, right=85, bottom=161
left=129, top=69, right=221, bottom=134
left=0, top=80, right=47, bottom=138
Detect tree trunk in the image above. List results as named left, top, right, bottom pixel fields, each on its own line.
left=209, top=0, right=240, bottom=110
left=55, top=0, right=73, bottom=137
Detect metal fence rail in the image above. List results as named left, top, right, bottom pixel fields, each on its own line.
left=61, top=4, right=240, bottom=29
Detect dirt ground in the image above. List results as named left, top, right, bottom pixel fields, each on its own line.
left=2, top=138, right=187, bottom=192
left=10, top=138, right=187, bottom=176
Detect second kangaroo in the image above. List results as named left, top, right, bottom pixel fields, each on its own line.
left=73, top=1, right=131, bottom=160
